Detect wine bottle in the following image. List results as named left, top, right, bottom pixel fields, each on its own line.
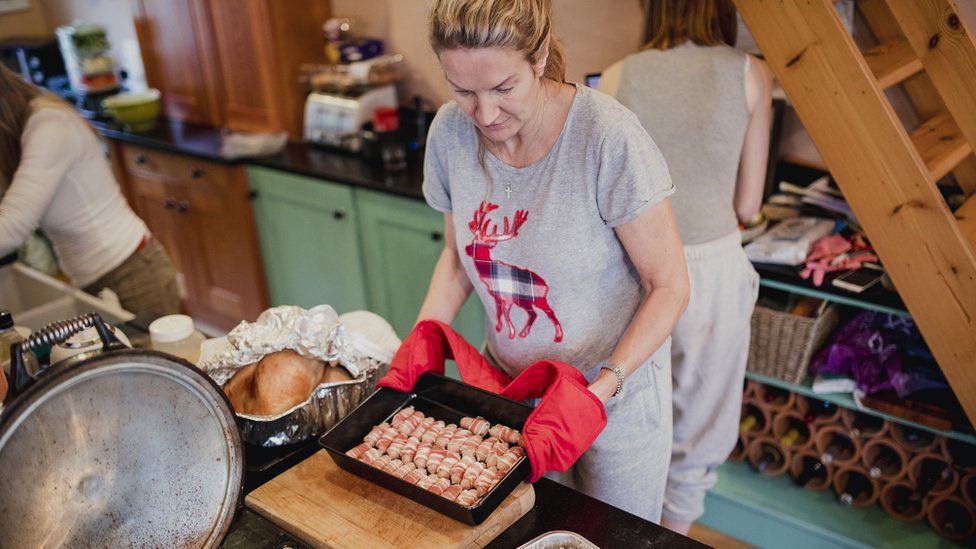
left=891, top=487, right=924, bottom=514
left=779, top=428, right=801, bottom=449
left=753, top=442, right=785, bottom=473
left=793, top=456, right=826, bottom=487
left=739, top=414, right=758, bottom=434
left=839, top=473, right=871, bottom=506
left=804, top=399, right=837, bottom=423
left=896, top=425, right=934, bottom=449
left=915, top=459, right=951, bottom=495
left=868, top=446, right=899, bottom=479
left=820, top=434, right=852, bottom=465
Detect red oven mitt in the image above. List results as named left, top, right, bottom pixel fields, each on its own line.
left=377, top=320, right=607, bottom=482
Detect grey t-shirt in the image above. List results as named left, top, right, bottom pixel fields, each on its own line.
left=423, top=84, right=673, bottom=377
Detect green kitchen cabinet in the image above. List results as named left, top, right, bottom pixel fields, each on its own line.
left=357, top=189, right=486, bottom=347
left=247, top=167, right=368, bottom=314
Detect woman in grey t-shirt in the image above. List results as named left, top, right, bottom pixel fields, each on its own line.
left=418, top=0, right=690, bottom=522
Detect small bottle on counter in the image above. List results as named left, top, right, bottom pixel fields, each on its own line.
left=149, top=314, right=206, bottom=364
left=0, top=310, right=30, bottom=377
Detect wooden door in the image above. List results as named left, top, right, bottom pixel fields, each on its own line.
left=169, top=159, right=269, bottom=328
left=205, top=0, right=282, bottom=132
left=357, top=189, right=485, bottom=346
left=125, top=175, right=192, bottom=300
left=247, top=167, right=368, bottom=314
left=133, top=0, right=220, bottom=125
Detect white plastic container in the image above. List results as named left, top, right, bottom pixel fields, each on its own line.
left=149, top=315, right=206, bottom=364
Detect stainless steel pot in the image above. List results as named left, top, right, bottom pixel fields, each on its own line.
left=0, top=314, right=243, bottom=547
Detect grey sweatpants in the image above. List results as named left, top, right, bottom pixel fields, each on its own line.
left=546, top=341, right=673, bottom=523
left=662, top=231, right=759, bottom=523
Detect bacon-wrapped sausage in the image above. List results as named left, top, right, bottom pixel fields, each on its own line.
left=398, top=410, right=425, bottom=435
left=413, top=443, right=432, bottom=469
left=450, top=456, right=477, bottom=484
left=447, top=429, right=472, bottom=454
left=496, top=447, right=523, bottom=473
left=488, top=424, right=521, bottom=445
left=485, top=446, right=506, bottom=468
left=359, top=447, right=382, bottom=466
left=474, top=467, right=499, bottom=496
left=437, top=455, right=460, bottom=479
left=382, top=458, right=402, bottom=474
left=363, top=422, right=389, bottom=447
left=416, top=473, right=437, bottom=490
left=345, top=442, right=372, bottom=459
left=374, top=454, right=392, bottom=470
left=391, top=406, right=415, bottom=428
left=392, top=461, right=416, bottom=479
left=428, top=477, right=451, bottom=496
left=420, top=420, right=445, bottom=444
left=440, top=484, right=463, bottom=502
left=386, top=434, right=409, bottom=459
left=475, top=437, right=499, bottom=462
left=403, top=467, right=425, bottom=485
left=400, top=436, right=421, bottom=463
left=434, top=424, right=457, bottom=448
left=461, top=460, right=485, bottom=490
left=375, top=427, right=399, bottom=453
left=455, top=489, right=479, bottom=507
left=426, top=446, right=448, bottom=473
left=460, top=416, right=491, bottom=437
left=459, top=436, right=482, bottom=459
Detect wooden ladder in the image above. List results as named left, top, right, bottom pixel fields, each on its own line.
left=733, top=0, right=976, bottom=423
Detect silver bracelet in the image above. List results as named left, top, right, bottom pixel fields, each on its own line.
left=600, top=364, right=625, bottom=397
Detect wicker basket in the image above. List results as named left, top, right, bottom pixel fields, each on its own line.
left=747, top=302, right=840, bottom=384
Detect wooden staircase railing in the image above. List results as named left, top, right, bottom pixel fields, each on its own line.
left=733, top=0, right=976, bottom=424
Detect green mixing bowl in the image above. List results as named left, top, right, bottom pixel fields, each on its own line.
left=102, top=89, right=161, bottom=132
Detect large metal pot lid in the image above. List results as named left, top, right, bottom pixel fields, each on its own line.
left=0, top=349, right=243, bottom=548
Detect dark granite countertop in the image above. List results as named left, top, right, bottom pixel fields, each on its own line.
left=225, top=439, right=703, bottom=548
left=486, top=478, right=705, bottom=548
left=95, top=119, right=426, bottom=200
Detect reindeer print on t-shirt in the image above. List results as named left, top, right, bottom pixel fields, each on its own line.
left=464, top=201, right=563, bottom=343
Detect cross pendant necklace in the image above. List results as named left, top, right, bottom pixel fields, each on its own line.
left=505, top=182, right=513, bottom=199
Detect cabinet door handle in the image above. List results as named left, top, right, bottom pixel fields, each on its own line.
left=333, top=210, right=346, bottom=220
left=430, top=231, right=443, bottom=242
left=191, top=168, right=205, bottom=179
left=177, top=200, right=190, bottom=212
left=135, top=154, right=148, bottom=165
left=164, top=197, right=177, bottom=209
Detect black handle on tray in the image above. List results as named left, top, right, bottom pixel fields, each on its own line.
left=6, top=313, right=122, bottom=402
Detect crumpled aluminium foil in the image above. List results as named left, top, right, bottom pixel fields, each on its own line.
left=200, top=305, right=391, bottom=447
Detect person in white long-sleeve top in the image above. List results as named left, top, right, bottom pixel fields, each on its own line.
left=0, top=64, right=179, bottom=317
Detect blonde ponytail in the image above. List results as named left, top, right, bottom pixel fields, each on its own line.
left=429, top=0, right=565, bottom=83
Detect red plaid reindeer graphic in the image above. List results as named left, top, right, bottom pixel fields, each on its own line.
left=464, top=201, right=563, bottom=343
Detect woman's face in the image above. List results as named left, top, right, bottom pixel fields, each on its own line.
left=439, top=47, right=546, bottom=143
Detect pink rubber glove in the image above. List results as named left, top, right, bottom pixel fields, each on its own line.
left=800, top=234, right=877, bottom=286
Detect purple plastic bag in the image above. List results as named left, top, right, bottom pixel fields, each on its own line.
left=809, top=311, right=947, bottom=398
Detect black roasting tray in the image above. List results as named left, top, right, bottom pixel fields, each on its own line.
left=319, top=372, right=533, bottom=525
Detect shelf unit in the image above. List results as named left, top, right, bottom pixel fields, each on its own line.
left=745, top=370, right=976, bottom=445
left=701, top=461, right=956, bottom=549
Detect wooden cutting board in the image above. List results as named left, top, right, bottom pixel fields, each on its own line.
left=245, top=450, right=535, bottom=548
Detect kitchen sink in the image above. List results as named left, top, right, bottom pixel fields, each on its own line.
left=0, top=263, right=134, bottom=331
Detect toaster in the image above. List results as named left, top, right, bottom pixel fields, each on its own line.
left=303, top=84, right=397, bottom=152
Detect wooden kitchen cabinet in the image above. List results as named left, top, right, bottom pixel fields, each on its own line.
left=247, top=167, right=368, bottom=314
left=133, top=0, right=221, bottom=126
left=357, top=189, right=486, bottom=346
left=112, top=142, right=269, bottom=329
left=133, top=0, right=330, bottom=135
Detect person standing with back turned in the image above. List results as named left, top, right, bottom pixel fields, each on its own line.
left=601, top=0, right=772, bottom=534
